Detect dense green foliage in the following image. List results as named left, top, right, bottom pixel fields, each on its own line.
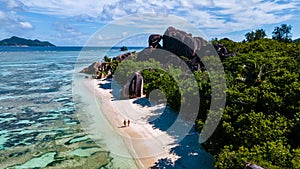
left=294, top=38, right=300, bottom=43
left=0, top=36, right=55, bottom=46
left=113, top=56, right=207, bottom=115
left=245, top=29, right=267, bottom=42
left=205, top=38, right=300, bottom=168
left=103, top=30, right=299, bottom=168
left=272, top=24, right=292, bottom=43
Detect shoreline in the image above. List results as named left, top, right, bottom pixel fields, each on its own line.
left=75, top=75, right=214, bottom=169
left=83, top=78, right=178, bottom=168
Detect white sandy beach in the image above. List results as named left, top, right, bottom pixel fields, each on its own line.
left=87, top=78, right=179, bottom=168
left=74, top=75, right=214, bottom=169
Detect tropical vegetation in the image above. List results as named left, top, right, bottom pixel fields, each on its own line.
left=208, top=36, right=299, bottom=169
left=99, top=24, right=300, bottom=168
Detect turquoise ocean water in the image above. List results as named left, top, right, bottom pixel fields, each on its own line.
left=0, top=46, right=143, bottom=168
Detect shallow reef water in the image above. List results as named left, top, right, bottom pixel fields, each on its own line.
left=0, top=47, right=130, bottom=168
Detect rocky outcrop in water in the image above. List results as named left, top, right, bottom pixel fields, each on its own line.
left=80, top=61, right=102, bottom=75
left=81, top=52, right=136, bottom=79
left=120, top=46, right=128, bottom=51
left=80, top=61, right=113, bottom=79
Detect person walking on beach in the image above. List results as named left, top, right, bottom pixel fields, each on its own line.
left=123, top=120, right=127, bottom=127
left=127, top=119, right=130, bottom=126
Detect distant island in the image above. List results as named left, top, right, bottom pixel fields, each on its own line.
left=0, top=36, right=55, bottom=47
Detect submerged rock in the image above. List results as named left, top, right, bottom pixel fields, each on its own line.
left=9, top=151, right=57, bottom=168
left=65, top=135, right=90, bottom=145
left=69, top=147, right=102, bottom=157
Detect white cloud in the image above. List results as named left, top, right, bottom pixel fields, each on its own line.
left=53, top=22, right=89, bottom=45
left=0, top=10, right=5, bottom=19
left=20, top=21, right=33, bottom=28
left=16, top=0, right=300, bottom=32
left=181, top=0, right=213, bottom=8
left=55, top=22, right=82, bottom=35
left=0, top=0, right=33, bottom=36
left=179, top=0, right=299, bottom=37
left=19, top=0, right=120, bottom=17
left=85, top=14, right=207, bottom=46
left=1, top=0, right=300, bottom=44
left=0, top=9, right=33, bottom=32
left=122, top=32, right=128, bottom=37
left=7, top=0, right=21, bottom=8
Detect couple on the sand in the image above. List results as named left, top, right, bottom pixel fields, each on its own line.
left=123, top=119, right=130, bottom=127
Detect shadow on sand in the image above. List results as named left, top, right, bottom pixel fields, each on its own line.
left=98, top=82, right=111, bottom=90
left=97, top=80, right=214, bottom=168
left=143, top=103, right=214, bottom=169
left=133, top=97, right=152, bottom=107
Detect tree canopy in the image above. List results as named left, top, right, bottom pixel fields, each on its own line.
left=205, top=38, right=300, bottom=169
left=245, top=29, right=267, bottom=42
left=272, top=24, right=292, bottom=43
left=98, top=24, right=299, bottom=168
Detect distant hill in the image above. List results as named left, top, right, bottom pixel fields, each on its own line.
left=0, top=36, right=55, bottom=47
left=293, top=38, right=300, bottom=43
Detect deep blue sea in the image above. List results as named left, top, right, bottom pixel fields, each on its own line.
left=0, top=46, right=144, bottom=168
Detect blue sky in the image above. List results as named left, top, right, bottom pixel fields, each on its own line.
left=0, top=0, right=299, bottom=46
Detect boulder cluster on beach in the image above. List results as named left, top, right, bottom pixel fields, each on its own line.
left=81, top=26, right=234, bottom=99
